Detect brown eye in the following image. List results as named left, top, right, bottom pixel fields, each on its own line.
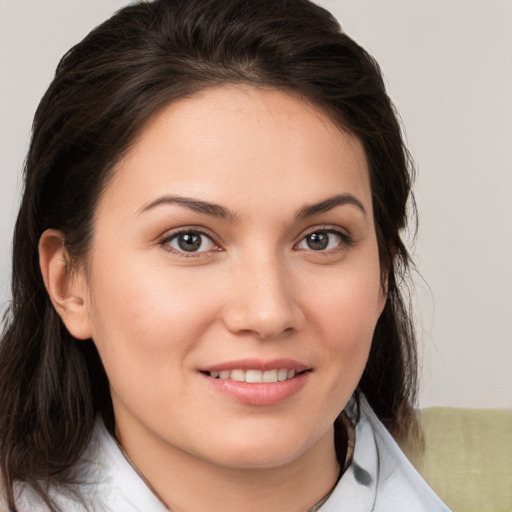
left=297, top=230, right=343, bottom=251
left=166, top=231, right=216, bottom=253
left=305, top=232, right=329, bottom=250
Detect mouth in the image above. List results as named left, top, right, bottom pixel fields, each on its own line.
left=202, top=368, right=310, bottom=383
left=199, top=360, right=312, bottom=405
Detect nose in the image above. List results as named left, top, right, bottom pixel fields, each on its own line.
left=222, top=254, right=304, bottom=339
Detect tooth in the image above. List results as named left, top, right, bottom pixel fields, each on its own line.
left=230, top=369, right=246, bottom=382
left=246, top=370, right=263, bottom=383
left=262, top=369, right=278, bottom=383
left=215, top=368, right=296, bottom=383
left=277, top=369, right=288, bottom=381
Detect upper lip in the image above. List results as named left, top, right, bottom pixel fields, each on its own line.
left=199, top=358, right=311, bottom=373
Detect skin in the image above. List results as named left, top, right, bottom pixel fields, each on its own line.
left=40, top=86, right=386, bottom=511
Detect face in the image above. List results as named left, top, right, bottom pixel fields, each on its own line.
left=79, top=86, right=386, bottom=470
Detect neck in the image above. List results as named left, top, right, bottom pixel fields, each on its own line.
left=117, top=422, right=341, bottom=512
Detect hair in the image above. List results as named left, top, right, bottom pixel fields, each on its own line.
left=0, top=0, right=418, bottom=509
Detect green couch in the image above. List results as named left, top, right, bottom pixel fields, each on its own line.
left=402, top=407, right=512, bottom=512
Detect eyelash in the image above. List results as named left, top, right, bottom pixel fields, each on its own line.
left=159, top=225, right=354, bottom=257
left=159, top=228, right=221, bottom=258
left=295, top=226, right=354, bottom=254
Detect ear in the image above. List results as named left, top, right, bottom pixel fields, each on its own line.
left=39, top=229, right=92, bottom=340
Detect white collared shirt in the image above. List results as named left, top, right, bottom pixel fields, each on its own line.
left=321, top=396, right=451, bottom=511
left=8, top=396, right=451, bottom=512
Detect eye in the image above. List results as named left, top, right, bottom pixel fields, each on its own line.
left=296, top=230, right=345, bottom=251
left=163, top=230, right=218, bottom=254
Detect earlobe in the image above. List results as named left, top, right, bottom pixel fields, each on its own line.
left=39, top=229, right=92, bottom=340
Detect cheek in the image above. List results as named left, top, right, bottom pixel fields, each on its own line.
left=85, top=255, right=220, bottom=380
left=310, top=265, right=383, bottom=340
left=305, top=260, right=383, bottom=386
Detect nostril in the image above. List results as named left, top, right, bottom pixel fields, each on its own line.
left=258, top=325, right=295, bottom=341
left=221, top=279, right=305, bottom=338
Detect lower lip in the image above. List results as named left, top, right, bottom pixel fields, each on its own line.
left=201, top=371, right=309, bottom=406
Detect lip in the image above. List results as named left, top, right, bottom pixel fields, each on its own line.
left=199, top=358, right=311, bottom=406
left=199, top=358, right=310, bottom=373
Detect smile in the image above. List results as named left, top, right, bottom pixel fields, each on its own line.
left=200, top=361, right=311, bottom=405
left=207, top=368, right=304, bottom=383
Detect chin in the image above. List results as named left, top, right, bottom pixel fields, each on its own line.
left=202, top=428, right=320, bottom=470
left=216, top=449, right=304, bottom=470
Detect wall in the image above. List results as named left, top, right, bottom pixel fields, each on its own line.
left=1, top=0, right=511, bottom=409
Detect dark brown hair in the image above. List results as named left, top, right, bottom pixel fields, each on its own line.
left=0, top=0, right=418, bottom=509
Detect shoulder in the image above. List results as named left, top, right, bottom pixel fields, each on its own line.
left=0, top=424, right=106, bottom=512
left=361, top=398, right=450, bottom=511
left=321, top=396, right=452, bottom=512
left=1, top=419, right=168, bottom=512
left=0, top=468, right=7, bottom=512
left=0, top=475, right=51, bottom=512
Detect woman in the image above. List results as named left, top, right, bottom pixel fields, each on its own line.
left=0, top=0, right=450, bottom=510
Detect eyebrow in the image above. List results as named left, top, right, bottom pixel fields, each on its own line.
left=137, top=195, right=239, bottom=222
left=296, top=193, right=367, bottom=220
left=138, top=192, right=366, bottom=222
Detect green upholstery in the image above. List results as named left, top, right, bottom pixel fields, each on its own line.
left=404, top=407, right=512, bottom=512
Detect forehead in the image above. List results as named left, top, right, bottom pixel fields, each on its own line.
left=101, top=85, right=372, bottom=219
